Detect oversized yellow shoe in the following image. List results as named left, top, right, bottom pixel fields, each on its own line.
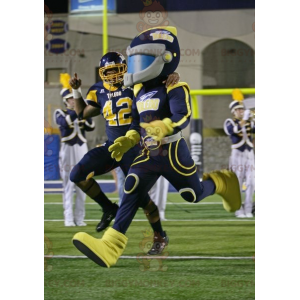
left=203, top=170, right=241, bottom=212
left=72, top=228, right=128, bottom=268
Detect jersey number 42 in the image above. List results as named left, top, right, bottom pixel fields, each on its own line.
left=103, top=97, right=132, bottom=126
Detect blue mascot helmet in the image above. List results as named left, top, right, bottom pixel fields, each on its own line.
left=124, top=26, right=180, bottom=87
left=99, top=52, right=127, bottom=85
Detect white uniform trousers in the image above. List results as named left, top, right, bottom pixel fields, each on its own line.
left=115, top=167, right=125, bottom=206
left=229, top=148, right=255, bottom=214
left=149, top=176, right=169, bottom=220
left=59, top=143, right=88, bottom=224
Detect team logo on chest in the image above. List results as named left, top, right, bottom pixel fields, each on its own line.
left=137, top=91, right=160, bottom=113
left=107, top=91, right=122, bottom=98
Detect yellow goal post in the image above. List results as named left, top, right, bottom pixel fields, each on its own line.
left=190, top=88, right=255, bottom=119
left=189, top=88, right=255, bottom=177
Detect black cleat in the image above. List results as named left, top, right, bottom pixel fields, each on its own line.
left=96, top=203, right=119, bottom=232
left=148, top=231, right=169, bottom=255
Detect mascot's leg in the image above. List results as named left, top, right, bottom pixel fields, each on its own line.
left=203, top=170, right=241, bottom=212
left=72, top=168, right=156, bottom=267
left=73, top=228, right=127, bottom=268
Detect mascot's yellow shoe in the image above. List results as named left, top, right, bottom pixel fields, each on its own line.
left=72, top=228, right=128, bottom=268
left=203, top=170, right=241, bottom=212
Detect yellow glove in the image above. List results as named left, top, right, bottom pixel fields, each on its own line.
left=108, top=130, right=140, bottom=161
left=140, top=118, right=174, bottom=142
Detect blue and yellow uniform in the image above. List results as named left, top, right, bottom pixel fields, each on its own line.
left=111, top=78, right=216, bottom=234
left=85, top=81, right=135, bottom=142
left=70, top=81, right=143, bottom=183
left=72, top=27, right=242, bottom=268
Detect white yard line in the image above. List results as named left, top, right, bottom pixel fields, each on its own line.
left=44, top=255, right=253, bottom=260
left=44, top=202, right=222, bottom=205
left=45, top=180, right=115, bottom=184
left=44, top=219, right=254, bottom=222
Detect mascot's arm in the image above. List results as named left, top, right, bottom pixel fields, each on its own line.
left=166, top=83, right=191, bottom=130
left=108, top=130, right=140, bottom=162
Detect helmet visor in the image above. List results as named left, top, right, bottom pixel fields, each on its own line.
left=128, top=54, right=156, bottom=73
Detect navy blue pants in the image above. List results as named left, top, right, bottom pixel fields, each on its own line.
left=113, top=138, right=216, bottom=234
left=70, top=141, right=150, bottom=206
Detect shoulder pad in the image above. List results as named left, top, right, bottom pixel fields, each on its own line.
left=223, top=118, right=235, bottom=135
left=86, top=90, right=98, bottom=103
left=167, top=82, right=190, bottom=94
left=134, top=83, right=143, bottom=97
left=54, top=109, right=66, bottom=116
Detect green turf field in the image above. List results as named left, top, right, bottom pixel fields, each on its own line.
left=44, top=193, right=255, bottom=300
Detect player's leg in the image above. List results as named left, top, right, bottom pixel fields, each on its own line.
left=60, top=143, right=75, bottom=226
left=73, top=143, right=88, bottom=226
left=121, top=149, right=168, bottom=254
left=70, top=143, right=119, bottom=231
left=72, top=159, right=161, bottom=267
left=244, top=149, right=255, bottom=217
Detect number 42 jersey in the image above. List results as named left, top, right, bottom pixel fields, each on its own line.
left=85, top=81, right=134, bottom=142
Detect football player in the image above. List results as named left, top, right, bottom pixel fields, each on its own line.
left=54, top=74, right=95, bottom=226
left=224, top=90, right=255, bottom=218
left=69, top=52, right=179, bottom=241
left=72, top=26, right=242, bottom=268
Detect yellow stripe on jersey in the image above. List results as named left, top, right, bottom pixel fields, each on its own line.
left=171, top=86, right=192, bottom=128
left=134, top=83, right=143, bottom=97
left=86, top=90, right=98, bottom=103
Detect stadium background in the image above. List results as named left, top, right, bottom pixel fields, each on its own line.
left=44, top=0, right=255, bottom=174
left=44, top=1, right=255, bottom=299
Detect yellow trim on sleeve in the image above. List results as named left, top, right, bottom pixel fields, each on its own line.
left=166, top=82, right=190, bottom=94
left=86, top=90, right=98, bottom=103
left=134, top=84, right=143, bottom=97
left=171, top=86, right=192, bottom=128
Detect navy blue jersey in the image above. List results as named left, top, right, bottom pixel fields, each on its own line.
left=54, top=108, right=95, bottom=146
left=224, top=118, right=255, bottom=151
left=85, top=81, right=134, bottom=142
left=130, top=79, right=191, bottom=137
left=112, top=80, right=216, bottom=235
